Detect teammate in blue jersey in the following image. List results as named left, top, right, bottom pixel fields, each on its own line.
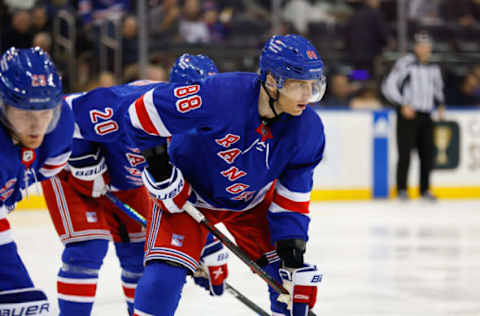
left=0, top=47, right=74, bottom=315
left=127, top=34, right=326, bottom=316
left=40, top=53, right=226, bottom=316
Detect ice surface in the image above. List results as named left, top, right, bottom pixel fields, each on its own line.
left=8, top=199, right=480, bottom=315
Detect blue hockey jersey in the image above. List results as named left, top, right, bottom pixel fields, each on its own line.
left=0, top=103, right=74, bottom=209
left=125, top=73, right=326, bottom=242
left=64, top=81, right=164, bottom=191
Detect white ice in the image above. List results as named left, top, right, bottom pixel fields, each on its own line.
left=8, top=199, right=480, bottom=316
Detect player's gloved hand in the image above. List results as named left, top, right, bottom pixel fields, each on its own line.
left=277, top=264, right=322, bottom=316
left=68, top=151, right=109, bottom=198
left=275, top=239, right=322, bottom=316
left=141, top=144, right=191, bottom=214
left=193, top=237, right=229, bottom=296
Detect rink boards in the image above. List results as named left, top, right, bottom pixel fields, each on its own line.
left=16, top=107, right=480, bottom=210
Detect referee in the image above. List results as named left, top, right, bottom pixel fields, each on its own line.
left=382, top=31, right=445, bottom=201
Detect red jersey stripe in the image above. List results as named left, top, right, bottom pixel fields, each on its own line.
left=273, top=193, right=310, bottom=214
left=135, top=97, right=159, bottom=135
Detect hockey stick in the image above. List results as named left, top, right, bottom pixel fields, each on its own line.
left=183, top=203, right=318, bottom=316
left=105, top=192, right=269, bottom=316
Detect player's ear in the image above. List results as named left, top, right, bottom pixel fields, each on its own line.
left=265, top=73, right=277, bottom=92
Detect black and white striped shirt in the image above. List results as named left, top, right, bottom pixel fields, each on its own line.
left=382, top=54, right=444, bottom=113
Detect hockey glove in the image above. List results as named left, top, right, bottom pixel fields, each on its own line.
left=141, top=145, right=191, bottom=214
left=67, top=150, right=109, bottom=198
left=193, top=238, right=229, bottom=296
left=277, top=264, right=322, bottom=316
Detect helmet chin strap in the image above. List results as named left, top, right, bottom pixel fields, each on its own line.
left=261, top=80, right=280, bottom=120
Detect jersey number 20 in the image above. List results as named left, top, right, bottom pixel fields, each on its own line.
left=89, top=107, right=119, bottom=135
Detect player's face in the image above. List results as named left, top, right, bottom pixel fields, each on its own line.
left=5, top=106, right=54, bottom=148
left=278, top=79, right=317, bottom=116
left=414, top=42, right=432, bottom=63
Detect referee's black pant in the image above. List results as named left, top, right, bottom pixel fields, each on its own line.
left=396, top=110, right=434, bottom=194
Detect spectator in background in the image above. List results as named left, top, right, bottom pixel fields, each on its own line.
left=3, top=0, right=36, bottom=11
left=77, top=0, right=130, bottom=54
left=1, top=10, right=33, bottom=51
left=408, top=0, right=443, bottom=26
left=33, top=32, right=52, bottom=54
left=78, top=0, right=130, bottom=28
left=98, top=71, right=117, bottom=87
left=282, top=0, right=312, bottom=35
left=203, top=0, right=231, bottom=42
left=382, top=31, right=445, bottom=201
left=84, top=71, right=118, bottom=90
left=349, top=82, right=382, bottom=109
left=149, top=0, right=181, bottom=45
left=321, top=73, right=354, bottom=106
left=441, top=0, right=480, bottom=28
left=473, top=64, right=480, bottom=96
left=31, top=5, right=50, bottom=34
left=446, top=72, right=480, bottom=106
left=123, top=63, right=168, bottom=83
left=345, top=0, right=390, bottom=75
left=146, top=64, right=168, bottom=82
left=121, top=15, right=138, bottom=68
left=282, top=0, right=335, bottom=34
left=179, top=0, right=210, bottom=43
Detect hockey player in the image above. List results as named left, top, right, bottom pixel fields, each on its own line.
left=0, top=47, right=74, bottom=315
left=40, top=53, right=226, bottom=316
left=168, top=54, right=230, bottom=297
left=127, top=34, right=326, bottom=316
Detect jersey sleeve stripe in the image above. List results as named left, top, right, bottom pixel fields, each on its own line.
left=44, top=151, right=72, bottom=166
left=42, top=162, right=68, bottom=170
left=269, top=201, right=309, bottom=215
left=275, top=182, right=311, bottom=202
left=272, top=194, right=310, bottom=214
left=131, top=89, right=171, bottom=137
left=132, top=96, right=159, bottom=135
left=39, top=151, right=71, bottom=177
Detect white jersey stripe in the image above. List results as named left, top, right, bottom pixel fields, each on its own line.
left=269, top=201, right=310, bottom=217
left=128, top=102, right=144, bottom=133
left=143, top=89, right=171, bottom=137
left=276, top=181, right=310, bottom=202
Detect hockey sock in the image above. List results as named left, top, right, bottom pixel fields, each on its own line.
left=134, top=261, right=187, bottom=316
left=115, top=242, right=145, bottom=315
left=265, top=260, right=289, bottom=315
left=57, top=240, right=108, bottom=316
left=0, top=242, right=34, bottom=290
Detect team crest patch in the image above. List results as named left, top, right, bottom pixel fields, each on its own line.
left=171, top=233, right=184, bottom=247
left=86, top=211, right=98, bottom=223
